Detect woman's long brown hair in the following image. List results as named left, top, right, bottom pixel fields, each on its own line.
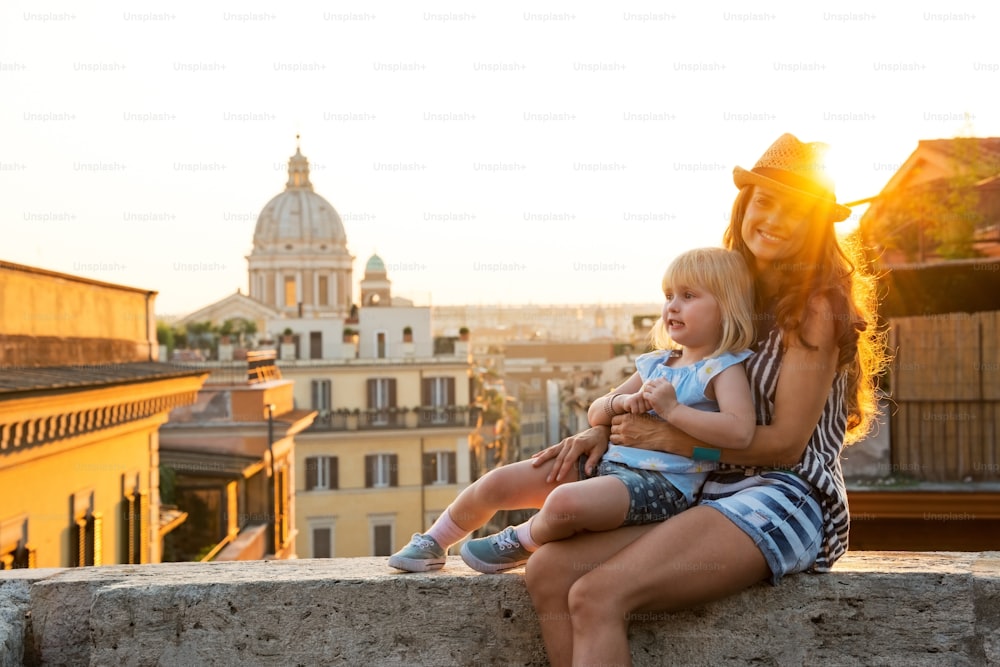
left=723, top=185, right=889, bottom=444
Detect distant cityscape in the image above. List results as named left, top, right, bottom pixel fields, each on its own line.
left=3, top=136, right=999, bottom=576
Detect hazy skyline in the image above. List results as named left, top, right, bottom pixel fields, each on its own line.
left=3, top=2, right=998, bottom=316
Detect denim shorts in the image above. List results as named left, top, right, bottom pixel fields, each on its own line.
left=698, top=470, right=824, bottom=584
left=578, top=457, right=689, bottom=526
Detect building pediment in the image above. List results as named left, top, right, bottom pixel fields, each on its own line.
left=173, top=291, right=279, bottom=330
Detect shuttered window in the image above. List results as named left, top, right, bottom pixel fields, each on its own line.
left=421, top=377, right=455, bottom=407
left=364, top=454, right=398, bottom=488
left=122, top=492, right=148, bottom=565
left=0, top=516, right=35, bottom=569
left=305, top=456, right=339, bottom=491
left=72, top=512, right=103, bottom=567
left=366, top=378, right=397, bottom=409
left=422, top=452, right=457, bottom=485
left=311, top=380, right=332, bottom=412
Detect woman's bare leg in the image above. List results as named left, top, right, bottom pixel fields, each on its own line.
left=526, top=507, right=770, bottom=667
left=572, top=506, right=768, bottom=666
left=525, top=523, right=657, bottom=667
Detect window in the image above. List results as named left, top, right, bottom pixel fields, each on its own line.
left=121, top=473, right=147, bottom=565
left=422, top=377, right=455, bottom=424
left=72, top=512, right=102, bottom=567
left=366, top=378, right=397, bottom=426
left=376, top=331, right=386, bottom=359
left=318, top=275, right=329, bottom=306
left=311, top=380, right=332, bottom=412
left=367, top=378, right=396, bottom=409
left=423, top=451, right=457, bottom=485
left=283, top=276, right=296, bottom=307
left=0, top=516, right=34, bottom=569
left=365, top=453, right=398, bottom=488
left=312, top=525, right=333, bottom=558
left=424, top=377, right=454, bottom=406
left=369, top=515, right=395, bottom=557
left=121, top=490, right=147, bottom=565
left=71, top=491, right=101, bottom=567
left=305, top=456, right=338, bottom=491
left=309, top=332, right=323, bottom=359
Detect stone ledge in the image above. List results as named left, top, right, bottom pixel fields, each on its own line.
left=1, top=552, right=998, bottom=666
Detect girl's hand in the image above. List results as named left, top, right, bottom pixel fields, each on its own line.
left=531, top=425, right=610, bottom=482
left=621, top=391, right=651, bottom=415
left=643, top=378, right=678, bottom=419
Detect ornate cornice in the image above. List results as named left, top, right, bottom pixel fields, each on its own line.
left=0, top=373, right=208, bottom=459
left=1, top=390, right=197, bottom=454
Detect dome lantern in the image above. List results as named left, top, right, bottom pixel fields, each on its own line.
left=285, top=135, right=314, bottom=191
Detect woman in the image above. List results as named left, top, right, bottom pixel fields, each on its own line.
left=525, top=133, right=887, bottom=665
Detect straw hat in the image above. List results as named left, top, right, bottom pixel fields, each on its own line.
left=733, top=133, right=852, bottom=222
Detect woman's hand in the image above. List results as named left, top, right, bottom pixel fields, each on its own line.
left=531, top=425, right=610, bottom=482
left=610, top=412, right=684, bottom=452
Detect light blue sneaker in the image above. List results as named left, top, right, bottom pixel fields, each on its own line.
left=388, top=533, right=446, bottom=572
left=460, top=526, right=532, bottom=573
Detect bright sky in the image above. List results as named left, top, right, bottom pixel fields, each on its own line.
left=2, top=1, right=997, bottom=317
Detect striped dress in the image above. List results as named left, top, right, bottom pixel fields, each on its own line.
left=715, top=325, right=850, bottom=571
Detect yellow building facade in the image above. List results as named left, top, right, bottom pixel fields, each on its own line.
left=0, top=261, right=207, bottom=568
left=287, top=360, right=472, bottom=558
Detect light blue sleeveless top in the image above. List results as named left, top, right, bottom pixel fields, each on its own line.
left=601, top=348, right=752, bottom=503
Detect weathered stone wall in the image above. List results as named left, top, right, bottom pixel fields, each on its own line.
left=2, top=553, right=998, bottom=666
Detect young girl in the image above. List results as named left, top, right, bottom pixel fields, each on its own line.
left=389, top=247, right=757, bottom=574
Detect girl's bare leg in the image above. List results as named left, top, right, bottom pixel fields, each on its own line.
left=445, top=458, right=580, bottom=530
left=528, top=476, right=631, bottom=545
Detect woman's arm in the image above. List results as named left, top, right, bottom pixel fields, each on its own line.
left=613, top=297, right=840, bottom=468
left=734, top=295, right=840, bottom=466
left=647, top=364, right=755, bottom=450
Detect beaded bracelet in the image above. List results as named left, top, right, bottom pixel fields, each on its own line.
left=603, top=393, right=622, bottom=419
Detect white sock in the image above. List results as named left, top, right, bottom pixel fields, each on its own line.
left=425, top=508, right=470, bottom=550
left=514, top=518, right=540, bottom=552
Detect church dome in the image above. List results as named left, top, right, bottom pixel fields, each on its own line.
left=365, top=253, right=386, bottom=274
left=252, top=145, right=347, bottom=250
left=246, top=140, right=354, bottom=319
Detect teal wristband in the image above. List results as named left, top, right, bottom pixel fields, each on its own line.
left=692, top=446, right=722, bottom=462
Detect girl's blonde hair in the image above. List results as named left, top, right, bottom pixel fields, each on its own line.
left=649, top=247, right=756, bottom=358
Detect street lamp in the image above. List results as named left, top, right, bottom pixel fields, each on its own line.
left=266, top=403, right=276, bottom=557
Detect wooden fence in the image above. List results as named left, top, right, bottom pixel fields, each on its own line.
left=888, top=310, right=999, bottom=481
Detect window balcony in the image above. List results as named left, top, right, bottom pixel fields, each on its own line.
left=416, top=405, right=471, bottom=428
left=305, top=406, right=473, bottom=432
left=358, top=408, right=404, bottom=430
left=307, top=411, right=349, bottom=432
